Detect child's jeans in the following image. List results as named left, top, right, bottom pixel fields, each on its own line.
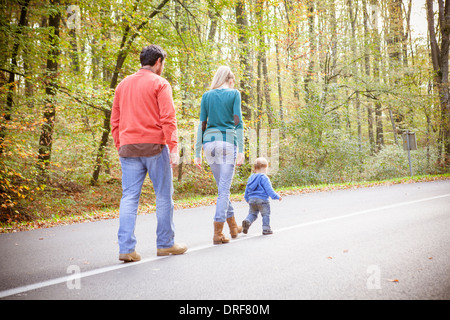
left=245, top=198, right=271, bottom=231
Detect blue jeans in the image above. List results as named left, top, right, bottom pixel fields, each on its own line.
left=245, top=198, right=271, bottom=231
left=204, top=141, right=236, bottom=223
left=118, top=145, right=175, bottom=254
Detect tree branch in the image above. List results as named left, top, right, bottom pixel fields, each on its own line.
left=0, top=68, right=25, bottom=78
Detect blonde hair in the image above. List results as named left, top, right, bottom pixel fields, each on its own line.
left=210, top=66, right=235, bottom=90
left=254, top=157, right=268, bottom=170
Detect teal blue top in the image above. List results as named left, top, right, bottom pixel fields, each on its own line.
left=195, top=88, right=244, bottom=158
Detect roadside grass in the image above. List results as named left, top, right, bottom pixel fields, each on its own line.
left=1, top=173, right=448, bottom=233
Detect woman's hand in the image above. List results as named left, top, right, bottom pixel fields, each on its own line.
left=236, top=152, right=244, bottom=166
left=194, top=157, right=202, bottom=169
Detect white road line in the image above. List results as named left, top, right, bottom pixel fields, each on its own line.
left=1, top=193, right=449, bottom=299
left=276, top=193, right=450, bottom=233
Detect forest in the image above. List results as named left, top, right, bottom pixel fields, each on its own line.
left=0, top=0, right=449, bottom=227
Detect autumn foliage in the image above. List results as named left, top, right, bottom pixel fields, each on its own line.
left=1, top=0, right=449, bottom=226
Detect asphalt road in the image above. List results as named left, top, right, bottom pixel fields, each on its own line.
left=1, top=180, right=449, bottom=300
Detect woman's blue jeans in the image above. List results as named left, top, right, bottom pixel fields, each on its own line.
left=204, top=141, right=236, bottom=223
left=118, top=145, right=175, bottom=254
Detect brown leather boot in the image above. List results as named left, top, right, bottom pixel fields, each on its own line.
left=226, top=216, right=243, bottom=239
left=213, top=221, right=230, bottom=245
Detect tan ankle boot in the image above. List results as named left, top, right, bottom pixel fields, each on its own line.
left=213, top=221, right=230, bottom=245
left=119, top=251, right=141, bottom=263
left=226, top=216, right=243, bottom=238
left=157, top=243, right=188, bottom=256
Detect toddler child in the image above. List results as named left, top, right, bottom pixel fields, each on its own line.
left=242, top=157, right=282, bottom=235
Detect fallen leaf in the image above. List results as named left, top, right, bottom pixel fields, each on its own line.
left=327, top=256, right=333, bottom=259
left=39, top=237, right=44, bottom=240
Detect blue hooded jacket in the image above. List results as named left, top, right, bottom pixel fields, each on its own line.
left=244, top=173, right=280, bottom=202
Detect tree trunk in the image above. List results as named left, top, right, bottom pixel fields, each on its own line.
left=304, top=0, right=315, bottom=106
left=386, top=0, right=403, bottom=64
left=362, top=0, right=375, bottom=154
left=347, top=0, right=362, bottom=151
left=207, top=1, right=219, bottom=43
left=274, top=7, right=284, bottom=137
left=387, top=0, right=404, bottom=138
left=37, top=0, right=61, bottom=177
left=370, top=0, right=384, bottom=151
left=68, top=5, right=80, bottom=73
left=426, top=0, right=450, bottom=165
left=235, top=0, right=252, bottom=122
left=402, top=0, right=412, bottom=68
left=1, top=0, right=31, bottom=154
left=284, top=0, right=300, bottom=104
left=255, top=0, right=263, bottom=133
left=256, top=0, right=272, bottom=127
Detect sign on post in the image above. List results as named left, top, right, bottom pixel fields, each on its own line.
left=402, top=131, right=416, bottom=176
left=402, top=131, right=417, bottom=151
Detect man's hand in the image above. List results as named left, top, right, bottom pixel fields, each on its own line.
left=170, top=152, right=180, bottom=168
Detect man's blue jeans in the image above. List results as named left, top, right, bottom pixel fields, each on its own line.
left=118, top=145, right=175, bottom=254
left=204, top=141, right=236, bottom=223
left=245, top=198, right=271, bottom=231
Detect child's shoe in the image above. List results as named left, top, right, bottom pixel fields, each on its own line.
left=242, top=220, right=251, bottom=234
left=262, top=227, right=273, bottom=235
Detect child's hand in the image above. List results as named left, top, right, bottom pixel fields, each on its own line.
left=278, top=197, right=282, bottom=201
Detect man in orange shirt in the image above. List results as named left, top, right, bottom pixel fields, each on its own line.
left=111, top=45, right=187, bottom=261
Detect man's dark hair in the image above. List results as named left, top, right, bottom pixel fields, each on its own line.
left=140, top=45, right=167, bottom=66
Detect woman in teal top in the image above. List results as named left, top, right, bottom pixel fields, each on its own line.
left=195, top=66, right=245, bottom=245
